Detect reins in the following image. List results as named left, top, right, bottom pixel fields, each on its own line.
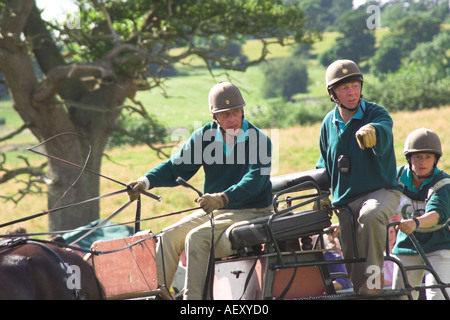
left=0, top=188, right=128, bottom=229
left=0, top=132, right=198, bottom=255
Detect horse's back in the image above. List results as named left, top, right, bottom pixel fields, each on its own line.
left=0, top=240, right=104, bottom=300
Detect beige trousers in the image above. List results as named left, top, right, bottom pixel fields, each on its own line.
left=392, top=250, right=450, bottom=300
left=336, top=188, right=402, bottom=291
left=155, top=205, right=272, bottom=300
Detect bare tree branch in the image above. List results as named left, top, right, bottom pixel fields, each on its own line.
left=0, top=123, right=31, bottom=143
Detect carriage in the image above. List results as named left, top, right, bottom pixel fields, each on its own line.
left=87, top=169, right=449, bottom=300
left=1, top=164, right=449, bottom=300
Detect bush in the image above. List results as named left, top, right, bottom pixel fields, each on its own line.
left=261, top=57, right=308, bottom=101
left=365, top=64, right=450, bottom=111
left=248, top=97, right=330, bottom=129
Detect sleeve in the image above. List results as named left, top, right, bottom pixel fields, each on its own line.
left=144, top=129, right=203, bottom=188
left=367, top=105, right=394, bottom=157
left=426, top=183, right=450, bottom=225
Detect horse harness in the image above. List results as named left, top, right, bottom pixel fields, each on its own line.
left=0, top=237, right=82, bottom=300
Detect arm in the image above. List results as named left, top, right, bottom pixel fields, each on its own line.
left=398, top=211, right=440, bottom=235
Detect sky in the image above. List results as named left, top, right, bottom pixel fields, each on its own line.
left=36, top=0, right=78, bottom=22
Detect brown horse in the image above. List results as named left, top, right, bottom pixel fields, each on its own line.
left=0, top=238, right=105, bottom=300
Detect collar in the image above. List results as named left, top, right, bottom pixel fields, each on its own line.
left=333, top=99, right=365, bottom=133
left=215, top=118, right=249, bottom=156
left=400, top=166, right=438, bottom=192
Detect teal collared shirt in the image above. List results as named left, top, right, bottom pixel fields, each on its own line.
left=393, top=165, right=450, bottom=255
left=215, top=118, right=249, bottom=156
left=398, top=166, right=438, bottom=193
left=333, top=100, right=366, bottom=133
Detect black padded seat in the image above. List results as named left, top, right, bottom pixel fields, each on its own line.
left=229, top=208, right=331, bottom=250
left=229, top=169, right=332, bottom=251
left=271, top=168, right=330, bottom=194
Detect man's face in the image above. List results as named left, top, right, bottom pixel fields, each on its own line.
left=333, top=81, right=361, bottom=109
left=214, top=107, right=243, bottom=136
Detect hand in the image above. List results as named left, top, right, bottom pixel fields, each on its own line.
left=126, top=180, right=147, bottom=201
left=313, top=197, right=332, bottom=211
left=397, top=219, right=417, bottom=235
left=356, top=124, right=376, bottom=149
left=196, top=193, right=227, bottom=213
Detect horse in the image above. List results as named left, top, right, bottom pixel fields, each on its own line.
left=0, top=238, right=105, bottom=300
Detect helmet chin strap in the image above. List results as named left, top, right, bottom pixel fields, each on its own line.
left=340, top=103, right=359, bottom=112
left=411, top=169, right=434, bottom=180
left=330, top=90, right=362, bottom=112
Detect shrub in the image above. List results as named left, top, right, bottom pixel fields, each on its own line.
left=365, top=64, right=450, bottom=111
left=261, top=57, right=308, bottom=101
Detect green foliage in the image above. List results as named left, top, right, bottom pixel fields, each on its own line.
left=381, top=0, right=450, bottom=27
left=370, top=36, right=403, bottom=75
left=408, top=29, right=450, bottom=78
left=368, top=27, right=450, bottom=110
left=365, top=63, right=450, bottom=112
left=319, top=10, right=376, bottom=66
left=261, top=57, right=308, bottom=101
left=248, top=97, right=330, bottom=129
left=290, top=0, right=353, bottom=31
left=62, top=0, right=317, bottom=64
left=370, top=15, right=441, bottom=75
left=107, top=112, right=167, bottom=148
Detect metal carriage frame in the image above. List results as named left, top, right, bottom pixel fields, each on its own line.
left=90, top=169, right=450, bottom=300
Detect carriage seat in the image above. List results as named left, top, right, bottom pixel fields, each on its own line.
left=228, top=169, right=332, bottom=251
left=271, top=168, right=330, bottom=194
left=229, top=208, right=332, bottom=251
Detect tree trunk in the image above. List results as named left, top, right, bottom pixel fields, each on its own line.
left=0, top=1, right=130, bottom=231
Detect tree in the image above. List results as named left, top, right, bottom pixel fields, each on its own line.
left=261, top=57, right=308, bottom=101
left=287, top=0, right=353, bottom=31
left=370, top=15, right=441, bottom=75
left=0, top=0, right=318, bottom=231
left=409, top=29, right=450, bottom=78
left=319, top=10, right=376, bottom=66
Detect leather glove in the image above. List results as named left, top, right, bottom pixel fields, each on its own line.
left=126, top=180, right=147, bottom=201
left=313, top=197, right=332, bottom=211
left=355, top=124, right=376, bottom=149
left=196, top=193, right=228, bottom=213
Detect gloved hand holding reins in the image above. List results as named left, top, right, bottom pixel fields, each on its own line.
left=196, top=193, right=228, bottom=213
left=126, top=180, right=147, bottom=201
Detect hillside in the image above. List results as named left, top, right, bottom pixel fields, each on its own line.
left=2, top=105, right=449, bottom=234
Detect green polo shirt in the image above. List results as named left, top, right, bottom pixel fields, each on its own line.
left=316, top=99, right=402, bottom=206
left=393, top=166, right=450, bottom=255
left=144, top=119, right=272, bottom=209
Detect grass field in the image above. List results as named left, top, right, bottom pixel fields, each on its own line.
left=2, top=105, right=450, bottom=235
left=1, top=28, right=449, bottom=236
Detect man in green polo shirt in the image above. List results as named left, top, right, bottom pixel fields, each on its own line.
left=127, top=82, right=272, bottom=299
left=316, top=59, right=403, bottom=295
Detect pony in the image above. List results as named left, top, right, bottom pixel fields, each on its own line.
left=0, top=238, right=105, bottom=300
